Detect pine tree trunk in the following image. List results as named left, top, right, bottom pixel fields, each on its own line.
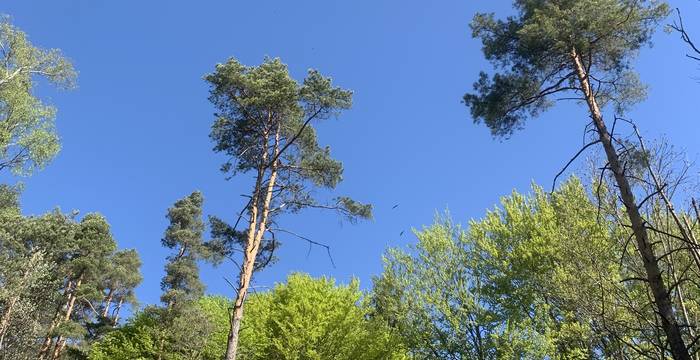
left=225, top=122, right=280, bottom=360
left=112, top=297, right=123, bottom=326
left=38, top=307, right=62, bottom=359
left=50, top=274, right=83, bottom=359
left=51, top=337, right=66, bottom=360
left=571, top=48, right=690, bottom=360
left=101, top=289, right=114, bottom=319
left=38, top=273, right=83, bottom=360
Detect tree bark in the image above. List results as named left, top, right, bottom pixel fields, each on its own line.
left=38, top=273, right=83, bottom=360
left=112, top=297, right=123, bottom=326
left=50, top=274, right=83, bottom=360
left=224, top=122, right=280, bottom=360
left=571, top=48, right=690, bottom=360
left=101, top=288, right=114, bottom=319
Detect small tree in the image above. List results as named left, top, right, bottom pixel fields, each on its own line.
left=0, top=16, right=75, bottom=175
left=155, top=191, right=218, bottom=359
left=161, top=191, right=207, bottom=308
left=461, top=1, right=692, bottom=358
left=205, top=57, right=371, bottom=360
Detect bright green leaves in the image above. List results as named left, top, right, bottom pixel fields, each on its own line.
left=465, top=0, right=668, bottom=137
left=373, top=217, right=497, bottom=359
left=89, top=275, right=407, bottom=360
left=238, top=273, right=406, bottom=360
left=372, top=178, right=627, bottom=358
left=0, top=16, right=75, bottom=88
left=0, top=16, right=76, bottom=175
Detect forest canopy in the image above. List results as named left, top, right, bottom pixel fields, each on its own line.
left=2, top=0, right=700, bottom=359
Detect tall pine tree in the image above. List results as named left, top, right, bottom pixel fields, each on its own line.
left=205, top=57, right=371, bottom=360
left=462, top=1, right=690, bottom=358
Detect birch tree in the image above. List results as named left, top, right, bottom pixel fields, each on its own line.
left=0, top=16, right=75, bottom=175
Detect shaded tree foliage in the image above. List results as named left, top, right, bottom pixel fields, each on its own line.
left=0, top=189, right=141, bottom=360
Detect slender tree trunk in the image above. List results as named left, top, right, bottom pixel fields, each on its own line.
left=38, top=289, right=72, bottom=359
left=668, top=247, right=698, bottom=360
left=571, top=48, right=690, bottom=360
left=225, top=122, right=280, bottom=360
left=101, top=289, right=114, bottom=319
left=38, top=273, right=83, bottom=360
left=50, top=274, right=83, bottom=360
left=38, top=307, right=62, bottom=359
left=0, top=294, right=18, bottom=350
left=112, top=297, right=123, bottom=326
left=51, top=337, right=66, bottom=360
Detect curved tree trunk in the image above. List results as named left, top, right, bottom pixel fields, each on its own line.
left=571, top=48, right=690, bottom=360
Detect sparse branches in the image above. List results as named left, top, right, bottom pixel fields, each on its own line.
left=670, top=8, right=700, bottom=61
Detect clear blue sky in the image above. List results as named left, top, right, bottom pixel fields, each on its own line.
left=4, top=1, right=700, bottom=307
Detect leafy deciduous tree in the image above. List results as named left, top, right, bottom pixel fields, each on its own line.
left=0, top=15, right=76, bottom=175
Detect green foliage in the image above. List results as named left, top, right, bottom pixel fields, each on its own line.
left=0, top=202, right=142, bottom=359
left=0, top=15, right=76, bottom=175
left=204, top=57, right=371, bottom=236
left=88, top=298, right=224, bottom=360
left=237, top=273, right=406, bottom=360
left=89, top=275, right=406, bottom=360
left=88, top=310, right=160, bottom=360
left=207, top=215, right=276, bottom=271
left=464, top=0, right=668, bottom=136
left=161, top=191, right=208, bottom=306
left=372, top=178, right=649, bottom=359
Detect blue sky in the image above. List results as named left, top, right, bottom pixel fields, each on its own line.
left=4, top=1, right=700, bottom=308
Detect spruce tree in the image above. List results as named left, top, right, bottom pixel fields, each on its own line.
left=160, top=191, right=207, bottom=308
left=156, top=191, right=217, bottom=359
